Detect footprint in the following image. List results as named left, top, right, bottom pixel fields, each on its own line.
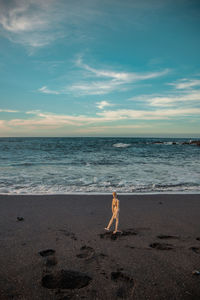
left=76, top=246, right=94, bottom=259
left=39, top=249, right=57, bottom=268
left=111, top=271, right=133, bottom=282
left=39, top=249, right=55, bottom=257
left=190, top=247, right=200, bottom=254
left=157, top=235, right=180, bottom=240
left=42, top=269, right=92, bottom=289
left=59, top=230, right=77, bottom=241
left=87, top=252, right=108, bottom=265
left=149, top=243, right=174, bottom=250
left=17, top=217, right=24, bottom=221
left=99, top=228, right=138, bottom=240
left=111, top=271, right=135, bottom=298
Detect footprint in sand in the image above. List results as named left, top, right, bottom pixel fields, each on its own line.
left=42, top=269, right=92, bottom=289
left=99, top=228, right=138, bottom=240
left=39, top=249, right=57, bottom=267
left=77, top=245, right=108, bottom=265
left=157, top=234, right=180, bottom=240
left=39, top=249, right=55, bottom=257
left=59, top=229, right=77, bottom=241
left=111, top=271, right=135, bottom=298
left=76, top=246, right=94, bottom=259
left=150, top=242, right=174, bottom=250
left=190, top=247, right=200, bottom=254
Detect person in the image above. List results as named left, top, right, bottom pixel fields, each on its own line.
left=105, top=191, right=121, bottom=234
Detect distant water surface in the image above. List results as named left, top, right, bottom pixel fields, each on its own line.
left=0, top=137, right=199, bottom=194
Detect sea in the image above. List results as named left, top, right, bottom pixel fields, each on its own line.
left=0, top=137, right=199, bottom=194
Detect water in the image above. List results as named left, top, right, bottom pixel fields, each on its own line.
left=0, top=137, right=199, bottom=194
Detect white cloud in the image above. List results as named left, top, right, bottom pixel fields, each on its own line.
left=0, top=108, right=19, bottom=113
left=148, top=90, right=200, bottom=107
left=76, top=57, right=169, bottom=81
left=38, top=86, right=61, bottom=95
left=37, top=57, right=169, bottom=96
left=69, top=80, right=124, bottom=95
left=69, top=57, right=169, bottom=95
left=1, top=107, right=200, bottom=133
left=96, top=101, right=113, bottom=109
left=1, top=106, right=200, bottom=136
left=169, top=79, right=200, bottom=90
left=130, top=76, right=200, bottom=108
left=0, top=0, right=65, bottom=48
left=97, top=108, right=200, bottom=120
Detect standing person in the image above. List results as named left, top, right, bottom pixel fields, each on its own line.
left=105, top=192, right=121, bottom=234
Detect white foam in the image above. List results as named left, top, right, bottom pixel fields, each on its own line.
left=112, top=143, right=131, bottom=148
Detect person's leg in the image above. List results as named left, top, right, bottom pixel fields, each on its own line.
left=113, top=216, right=119, bottom=233
left=113, top=215, right=121, bottom=233
left=105, top=215, right=114, bottom=230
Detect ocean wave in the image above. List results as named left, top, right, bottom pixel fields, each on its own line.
left=0, top=181, right=200, bottom=195
left=112, top=143, right=131, bottom=148
left=0, top=137, right=200, bottom=195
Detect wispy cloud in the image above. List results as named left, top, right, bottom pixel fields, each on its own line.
left=38, top=86, right=61, bottom=95
left=0, top=108, right=19, bottom=113
left=0, top=0, right=66, bottom=48
left=169, top=79, right=200, bottom=90
left=68, top=57, right=169, bottom=95
left=69, top=80, right=122, bottom=95
left=38, top=57, right=169, bottom=96
left=96, top=101, right=113, bottom=109
left=130, top=76, right=200, bottom=108
left=97, top=108, right=200, bottom=120
left=148, top=90, right=200, bottom=107
left=76, top=57, right=169, bottom=81
left=1, top=105, right=200, bottom=136
left=1, top=106, right=200, bottom=133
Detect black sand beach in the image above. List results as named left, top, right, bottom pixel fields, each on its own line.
left=0, top=194, right=200, bottom=299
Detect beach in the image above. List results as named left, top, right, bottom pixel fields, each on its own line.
left=0, top=194, right=200, bottom=299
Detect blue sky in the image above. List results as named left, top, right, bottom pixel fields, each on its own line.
left=0, top=0, right=200, bottom=137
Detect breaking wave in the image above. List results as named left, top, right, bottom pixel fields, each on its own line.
left=112, top=143, right=131, bottom=148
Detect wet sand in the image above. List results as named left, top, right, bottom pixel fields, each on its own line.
left=0, top=194, right=200, bottom=299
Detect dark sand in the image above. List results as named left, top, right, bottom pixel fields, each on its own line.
left=0, top=194, right=200, bottom=300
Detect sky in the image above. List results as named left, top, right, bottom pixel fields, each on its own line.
left=0, top=0, right=200, bottom=137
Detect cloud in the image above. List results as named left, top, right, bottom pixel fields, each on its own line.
left=37, top=57, right=169, bottom=96
left=1, top=107, right=200, bottom=133
left=69, top=57, right=169, bottom=95
left=0, top=0, right=65, bottom=48
left=69, top=80, right=122, bottom=95
left=97, top=108, right=200, bottom=120
left=148, top=90, right=200, bottom=107
left=169, top=79, right=200, bottom=90
left=38, top=86, right=61, bottom=95
left=1, top=106, right=200, bottom=136
left=0, top=108, right=19, bottom=113
left=96, top=101, right=113, bottom=109
left=130, top=76, right=200, bottom=108
left=76, top=57, right=169, bottom=81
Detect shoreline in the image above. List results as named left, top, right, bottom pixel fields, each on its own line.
left=1, top=191, right=200, bottom=196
